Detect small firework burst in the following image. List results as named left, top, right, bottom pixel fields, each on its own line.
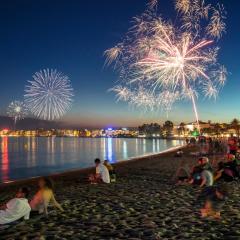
left=7, top=101, right=28, bottom=124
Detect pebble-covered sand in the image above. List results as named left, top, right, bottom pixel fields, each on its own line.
left=1, top=146, right=240, bottom=240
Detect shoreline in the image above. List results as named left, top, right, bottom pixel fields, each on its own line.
left=0, top=144, right=185, bottom=188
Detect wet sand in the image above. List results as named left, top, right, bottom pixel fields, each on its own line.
left=1, top=145, right=240, bottom=240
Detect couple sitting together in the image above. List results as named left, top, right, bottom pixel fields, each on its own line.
left=176, top=156, right=213, bottom=187
left=89, top=158, right=116, bottom=184
left=0, top=177, right=63, bottom=225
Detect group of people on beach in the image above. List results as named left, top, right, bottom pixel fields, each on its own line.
left=176, top=136, right=240, bottom=219
left=2, top=136, right=238, bottom=224
left=0, top=159, right=116, bottom=225
left=0, top=177, right=63, bottom=225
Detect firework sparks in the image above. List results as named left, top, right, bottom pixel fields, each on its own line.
left=203, top=82, right=218, bottom=100
left=129, top=87, right=156, bottom=111
left=218, top=66, right=227, bottom=86
left=148, top=0, right=158, bottom=9
left=158, top=90, right=181, bottom=112
left=112, top=86, right=180, bottom=114
left=175, top=0, right=190, bottom=14
left=24, top=69, right=74, bottom=121
left=7, top=101, right=28, bottom=124
left=207, top=5, right=226, bottom=39
left=111, top=85, right=131, bottom=102
left=105, top=0, right=227, bottom=129
left=104, top=45, right=122, bottom=67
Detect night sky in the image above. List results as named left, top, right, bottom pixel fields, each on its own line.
left=0, top=0, right=239, bottom=128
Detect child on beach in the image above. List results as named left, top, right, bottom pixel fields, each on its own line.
left=0, top=187, right=31, bottom=225
left=104, top=160, right=116, bottom=183
left=30, top=178, right=63, bottom=215
left=89, top=158, right=110, bottom=184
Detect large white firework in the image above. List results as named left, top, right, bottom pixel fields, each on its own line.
left=105, top=0, right=227, bottom=129
left=24, top=69, right=74, bottom=121
left=7, top=100, right=28, bottom=124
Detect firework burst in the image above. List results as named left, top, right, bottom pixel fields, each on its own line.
left=105, top=0, right=227, bottom=130
left=7, top=100, right=28, bottom=124
left=24, top=69, right=74, bottom=121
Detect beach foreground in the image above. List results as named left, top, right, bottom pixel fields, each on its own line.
left=1, top=146, right=240, bottom=240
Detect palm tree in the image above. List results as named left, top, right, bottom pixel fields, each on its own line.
left=179, top=122, right=186, bottom=136
left=230, top=119, right=240, bottom=138
left=213, top=123, right=222, bottom=137
left=163, top=120, right=174, bottom=137
left=201, top=127, right=213, bottom=136
left=221, top=123, right=229, bottom=136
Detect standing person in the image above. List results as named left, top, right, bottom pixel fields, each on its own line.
left=30, top=178, right=63, bottom=215
left=89, top=158, right=110, bottom=184
left=0, top=187, right=31, bottom=225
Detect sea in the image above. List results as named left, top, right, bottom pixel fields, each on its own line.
left=0, top=137, right=184, bottom=183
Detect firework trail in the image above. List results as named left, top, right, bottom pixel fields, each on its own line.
left=24, top=69, right=74, bottom=121
left=105, top=0, right=227, bottom=131
left=7, top=100, right=28, bottom=125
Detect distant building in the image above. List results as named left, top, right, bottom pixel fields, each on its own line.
left=185, top=121, right=211, bottom=131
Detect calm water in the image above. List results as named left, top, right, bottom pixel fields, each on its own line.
left=0, top=137, right=184, bottom=183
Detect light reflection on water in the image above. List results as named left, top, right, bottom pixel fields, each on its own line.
left=0, top=137, right=184, bottom=183
left=1, top=137, right=9, bottom=182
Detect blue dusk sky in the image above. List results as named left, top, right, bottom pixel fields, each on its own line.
left=0, top=0, right=239, bottom=127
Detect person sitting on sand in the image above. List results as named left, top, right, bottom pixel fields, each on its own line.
left=89, top=158, right=110, bottom=184
left=214, top=162, right=235, bottom=182
left=199, top=185, right=229, bottom=219
left=174, top=149, right=184, bottom=157
left=200, top=169, right=213, bottom=187
left=0, top=187, right=31, bottom=225
left=104, top=160, right=116, bottom=183
left=189, top=157, right=213, bottom=187
left=173, top=158, right=192, bottom=184
left=30, top=178, right=63, bottom=215
left=214, top=154, right=239, bottom=182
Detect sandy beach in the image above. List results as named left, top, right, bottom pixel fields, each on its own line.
left=1, top=145, right=240, bottom=240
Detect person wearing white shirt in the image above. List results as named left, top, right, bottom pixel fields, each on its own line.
left=0, top=187, right=31, bottom=225
left=89, top=158, right=110, bottom=184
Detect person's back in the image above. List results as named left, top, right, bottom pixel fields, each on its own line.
left=96, top=163, right=110, bottom=183
left=0, top=188, right=31, bottom=225
left=201, top=169, right=213, bottom=187
left=104, top=160, right=116, bottom=182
